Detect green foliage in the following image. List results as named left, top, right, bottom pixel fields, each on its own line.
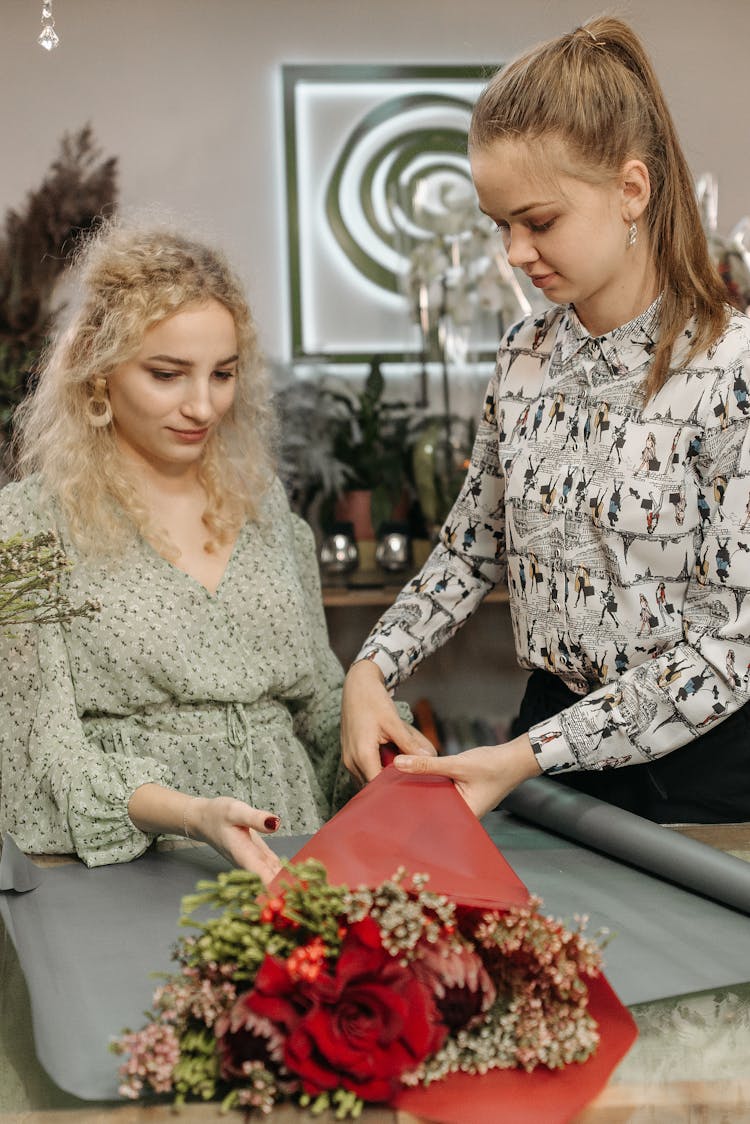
left=172, top=1026, right=220, bottom=1104
left=299, top=1088, right=365, bottom=1118
left=275, top=358, right=419, bottom=534
left=273, top=370, right=353, bottom=520
left=320, top=357, right=418, bottom=532
left=179, top=861, right=349, bottom=978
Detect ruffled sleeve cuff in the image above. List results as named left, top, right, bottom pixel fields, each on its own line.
left=62, top=758, right=174, bottom=868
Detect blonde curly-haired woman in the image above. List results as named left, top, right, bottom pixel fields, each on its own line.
left=0, top=221, right=349, bottom=880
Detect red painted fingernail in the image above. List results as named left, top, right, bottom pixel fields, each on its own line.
left=264, top=816, right=280, bottom=832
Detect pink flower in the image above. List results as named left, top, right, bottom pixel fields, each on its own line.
left=413, top=938, right=496, bottom=1030
left=114, top=1022, right=180, bottom=1097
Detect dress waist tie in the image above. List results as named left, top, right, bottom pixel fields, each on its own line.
left=227, top=702, right=254, bottom=797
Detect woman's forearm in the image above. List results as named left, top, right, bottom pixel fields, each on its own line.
left=127, top=783, right=203, bottom=839
left=127, top=784, right=282, bottom=881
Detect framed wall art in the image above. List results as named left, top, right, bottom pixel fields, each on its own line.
left=282, top=64, right=508, bottom=366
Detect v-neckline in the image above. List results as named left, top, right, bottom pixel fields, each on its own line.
left=144, top=521, right=247, bottom=599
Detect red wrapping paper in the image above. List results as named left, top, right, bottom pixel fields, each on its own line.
left=289, top=760, right=638, bottom=1124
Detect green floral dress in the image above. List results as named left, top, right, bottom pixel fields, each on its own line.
left=0, top=475, right=347, bottom=866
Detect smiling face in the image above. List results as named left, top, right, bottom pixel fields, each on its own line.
left=470, top=137, right=655, bottom=335
left=106, top=299, right=238, bottom=478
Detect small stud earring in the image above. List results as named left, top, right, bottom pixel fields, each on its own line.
left=627, top=221, right=638, bottom=248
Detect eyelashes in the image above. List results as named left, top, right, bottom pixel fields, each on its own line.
left=494, top=219, right=556, bottom=236
left=148, top=369, right=236, bottom=382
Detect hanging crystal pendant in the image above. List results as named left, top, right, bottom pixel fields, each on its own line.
left=38, top=0, right=60, bottom=50
left=38, top=23, right=59, bottom=49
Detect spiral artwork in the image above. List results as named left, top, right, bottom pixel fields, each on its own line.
left=324, top=91, right=477, bottom=297
left=283, top=66, right=489, bottom=361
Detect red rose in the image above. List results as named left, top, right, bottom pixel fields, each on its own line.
left=278, top=918, right=446, bottom=1102
left=244, top=952, right=311, bottom=1035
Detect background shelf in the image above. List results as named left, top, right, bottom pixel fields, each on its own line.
left=321, top=583, right=510, bottom=608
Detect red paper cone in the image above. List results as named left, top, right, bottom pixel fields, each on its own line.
left=288, top=760, right=637, bottom=1124
left=293, top=766, right=528, bottom=909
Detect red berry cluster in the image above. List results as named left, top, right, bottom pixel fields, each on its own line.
left=286, top=935, right=327, bottom=983
left=259, top=895, right=299, bottom=930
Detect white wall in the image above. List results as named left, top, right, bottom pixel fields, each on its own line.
left=2, top=0, right=749, bottom=366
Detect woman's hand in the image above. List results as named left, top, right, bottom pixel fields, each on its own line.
left=341, top=658, right=436, bottom=785
left=128, top=784, right=282, bottom=884
left=392, top=733, right=541, bottom=819
left=187, top=796, right=283, bottom=883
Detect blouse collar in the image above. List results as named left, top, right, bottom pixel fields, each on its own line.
left=558, top=295, right=663, bottom=373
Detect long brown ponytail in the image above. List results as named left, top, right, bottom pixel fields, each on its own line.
left=469, top=17, right=728, bottom=398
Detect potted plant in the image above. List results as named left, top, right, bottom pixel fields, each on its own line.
left=320, top=356, right=418, bottom=541
left=275, top=358, right=471, bottom=551
left=274, top=370, right=352, bottom=525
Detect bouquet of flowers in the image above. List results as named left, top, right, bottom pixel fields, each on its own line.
left=113, top=859, right=604, bottom=1118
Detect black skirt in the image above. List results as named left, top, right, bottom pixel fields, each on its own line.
left=510, top=669, right=750, bottom=823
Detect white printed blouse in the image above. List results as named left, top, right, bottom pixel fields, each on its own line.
left=358, top=300, right=750, bottom=776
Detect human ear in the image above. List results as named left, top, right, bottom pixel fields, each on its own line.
left=619, top=159, right=651, bottom=222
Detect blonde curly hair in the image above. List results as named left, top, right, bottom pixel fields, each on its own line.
left=12, top=220, right=276, bottom=559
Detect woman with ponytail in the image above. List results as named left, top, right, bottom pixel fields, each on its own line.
left=342, top=17, right=750, bottom=824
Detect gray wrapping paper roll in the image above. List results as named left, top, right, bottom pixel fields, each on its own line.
left=502, top=777, right=750, bottom=916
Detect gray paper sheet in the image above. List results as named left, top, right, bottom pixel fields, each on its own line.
left=502, top=777, right=750, bottom=914
left=481, top=811, right=750, bottom=1006
left=1, top=819, right=749, bottom=1102
left=0, top=835, right=307, bottom=1102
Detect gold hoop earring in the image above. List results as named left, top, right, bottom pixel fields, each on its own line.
left=627, top=221, right=638, bottom=248
left=86, top=376, right=113, bottom=428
